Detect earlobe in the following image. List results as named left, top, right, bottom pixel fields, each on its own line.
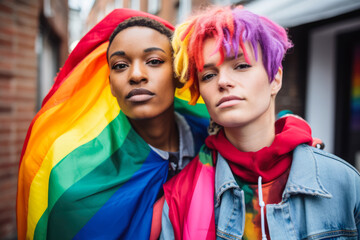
left=271, top=67, right=283, bottom=96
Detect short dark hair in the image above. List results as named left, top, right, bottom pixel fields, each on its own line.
left=106, top=16, right=173, bottom=61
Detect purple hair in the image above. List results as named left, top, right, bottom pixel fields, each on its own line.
left=173, top=6, right=293, bottom=104
left=228, top=8, right=293, bottom=82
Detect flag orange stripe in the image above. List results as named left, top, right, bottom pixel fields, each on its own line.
left=17, top=42, right=109, bottom=239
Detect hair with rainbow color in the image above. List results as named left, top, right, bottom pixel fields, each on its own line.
left=173, top=6, right=293, bottom=105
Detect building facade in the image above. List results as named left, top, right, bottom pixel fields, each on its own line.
left=0, top=0, right=68, bottom=238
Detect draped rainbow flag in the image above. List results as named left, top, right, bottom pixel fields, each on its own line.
left=16, top=9, right=209, bottom=240
left=163, top=146, right=216, bottom=240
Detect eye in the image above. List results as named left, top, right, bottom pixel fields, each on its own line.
left=234, top=63, right=251, bottom=70
left=112, top=62, right=128, bottom=70
left=146, top=58, right=164, bottom=66
left=201, top=73, right=216, bottom=82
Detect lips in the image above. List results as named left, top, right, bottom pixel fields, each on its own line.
left=126, top=88, right=155, bottom=102
left=216, top=95, right=244, bottom=107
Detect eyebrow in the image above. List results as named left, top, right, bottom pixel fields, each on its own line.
left=144, top=47, right=165, bottom=53
left=109, top=47, right=166, bottom=60
left=109, top=51, right=125, bottom=59
left=203, top=53, right=244, bottom=69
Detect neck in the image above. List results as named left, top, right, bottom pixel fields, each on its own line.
left=224, top=104, right=276, bottom=152
left=129, top=106, right=179, bottom=152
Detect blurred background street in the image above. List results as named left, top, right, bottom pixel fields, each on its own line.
left=0, top=0, right=360, bottom=238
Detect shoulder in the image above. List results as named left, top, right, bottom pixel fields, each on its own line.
left=307, top=145, right=358, bottom=175
left=294, top=144, right=360, bottom=185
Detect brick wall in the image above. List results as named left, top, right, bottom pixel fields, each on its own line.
left=0, top=0, right=68, bottom=238
left=0, top=1, right=40, bottom=238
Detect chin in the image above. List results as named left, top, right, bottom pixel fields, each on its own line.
left=216, top=117, right=252, bottom=128
left=130, top=112, right=158, bottom=121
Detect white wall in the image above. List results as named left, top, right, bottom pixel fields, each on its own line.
left=306, top=17, right=360, bottom=153
left=245, top=0, right=360, bottom=28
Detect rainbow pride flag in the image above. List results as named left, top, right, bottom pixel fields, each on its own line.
left=16, top=9, right=209, bottom=240
left=164, top=146, right=216, bottom=240
left=351, top=45, right=360, bottom=130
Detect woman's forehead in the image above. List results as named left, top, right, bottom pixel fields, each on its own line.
left=109, top=27, right=171, bottom=53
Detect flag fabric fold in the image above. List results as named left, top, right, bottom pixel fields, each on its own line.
left=163, top=146, right=216, bottom=240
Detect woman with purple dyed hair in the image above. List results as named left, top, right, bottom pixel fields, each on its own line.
left=161, top=5, right=360, bottom=240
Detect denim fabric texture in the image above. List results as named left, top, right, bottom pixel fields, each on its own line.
left=161, top=144, right=360, bottom=240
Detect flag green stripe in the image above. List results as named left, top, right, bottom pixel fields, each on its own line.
left=174, top=98, right=210, bottom=118
left=45, top=126, right=150, bottom=240
left=33, top=111, right=133, bottom=239
left=199, top=145, right=214, bottom=166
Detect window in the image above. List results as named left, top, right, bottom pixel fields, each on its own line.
left=177, top=0, right=191, bottom=23
left=212, top=0, right=244, bottom=6
left=115, top=0, right=124, bottom=8
left=148, top=0, right=161, bottom=15
left=131, top=0, right=140, bottom=10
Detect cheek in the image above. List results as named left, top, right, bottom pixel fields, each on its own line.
left=199, top=84, right=211, bottom=102
left=248, top=72, right=272, bottom=96
left=110, top=75, right=126, bottom=96
left=199, top=85, right=216, bottom=112
left=163, top=72, right=177, bottom=92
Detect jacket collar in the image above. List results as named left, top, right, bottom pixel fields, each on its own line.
left=214, top=144, right=332, bottom=206
left=214, top=152, right=239, bottom=207
left=149, top=112, right=194, bottom=169
left=282, top=144, right=332, bottom=200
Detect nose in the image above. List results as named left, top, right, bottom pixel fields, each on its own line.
left=129, top=60, right=147, bottom=85
left=217, top=71, right=234, bottom=91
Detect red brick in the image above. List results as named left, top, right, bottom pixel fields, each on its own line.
left=16, top=62, right=37, bottom=72
left=0, top=24, right=17, bottom=36
left=0, top=172, right=17, bottom=188
left=0, top=3, right=13, bottom=14
left=16, top=38, right=36, bottom=51
left=0, top=203, right=16, bottom=220
left=16, top=14, right=37, bottom=29
left=0, top=70, right=14, bottom=82
left=12, top=75, right=35, bottom=84
left=0, top=106, right=12, bottom=114
left=16, top=29, right=36, bottom=40
left=0, top=215, right=16, bottom=232
left=12, top=50, right=36, bottom=59
left=0, top=132, right=14, bottom=142
left=15, top=81, right=36, bottom=91
left=0, top=156, right=17, bottom=166
left=13, top=69, right=36, bottom=79
left=0, top=1, right=67, bottom=238
left=0, top=205, right=16, bottom=220
left=0, top=56, right=15, bottom=65
left=16, top=6, right=38, bottom=19
left=14, top=1, right=39, bottom=13
left=0, top=61, right=14, bottom=71
left=15, top=103, right=36, bottom=112
left=0, top=50, right=16, bottom=64
left=0, top=82, right=13, bottom=91
left=0, top=13, right=13, bottom=25
left=0, top=37, right=13, bottom=49
left=0, top=146, right=12, bottom=156
left=0, top=127, right=11, bottom=135
left=0, top=95, right=36, bottom=105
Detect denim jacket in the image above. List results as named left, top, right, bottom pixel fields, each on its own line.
left=161, top=144, right=360, bottom=239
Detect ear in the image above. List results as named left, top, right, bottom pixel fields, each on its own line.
left=270, top=67, right=282, bottom=96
